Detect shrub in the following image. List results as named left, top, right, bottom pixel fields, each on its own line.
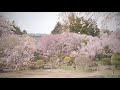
left=49, top=56, right=59, bottom=61
left=111, top=52, right=120, bottom=69
left=0, top=62, right=4, bottom=72
left=36, top=60, right=45, bottom=69
left=111, top=60, right=120, bottom=66
left=49, top=56, right=59, bottom=64
left=96, top=52, right=111, bottom=61
left=44, top=62, right=56, bottom=69
left=33, top=52, right=41, bottom=61
left=63, top=56, right=71, bottom=63
left=27, top=62, right=37, bottom=70
left=104, top=46, right=112, bottom=54
left=95, top=46, right=112, bottom=61
left=44, top=56, right=61, bottom=69
left=63, top=56, right=73, bottom=65
left=28, top=65, right=37, bottom=70
left=98, top=58, right=111, bottom=65
left=74, top=55, right=92, bottom=67
left=19, top=67, right=27, bottom=70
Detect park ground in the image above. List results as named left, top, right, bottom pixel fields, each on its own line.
left=0, top=69, right=120, bottom=78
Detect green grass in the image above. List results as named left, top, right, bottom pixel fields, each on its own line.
left=83, top=66, right=97, bottom=71
left=107, top=74, right=120, bottom=78
left=57, top=65, right=74, bottom=70
left=56, top=65, right=97, bottom=71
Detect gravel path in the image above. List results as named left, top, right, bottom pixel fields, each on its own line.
left=1, top=69, right=119, bottom=78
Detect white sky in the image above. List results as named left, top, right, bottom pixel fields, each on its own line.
left=0, top=12, right=60, bottom=34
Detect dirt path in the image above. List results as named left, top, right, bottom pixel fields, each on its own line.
left=1, top=69, right=115, bottom=78
left=21, top=69, right=105, bottom=78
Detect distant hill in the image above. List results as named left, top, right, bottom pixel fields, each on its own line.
left=28, top=33, right=49, bottom=44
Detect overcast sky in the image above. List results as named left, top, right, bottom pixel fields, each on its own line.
left=0, top=12, right=60, bottom=34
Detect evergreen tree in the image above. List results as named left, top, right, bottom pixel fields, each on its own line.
left=51, top=22, right=63, bottom=34
left=68, top=13, right=100, bottom=37
left=23, top=30, right=27, bottom=34
left=13, top=25, right=23, bottom=35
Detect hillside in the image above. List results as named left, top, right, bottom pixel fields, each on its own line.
left=28, top=33, right=48, bottom=44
